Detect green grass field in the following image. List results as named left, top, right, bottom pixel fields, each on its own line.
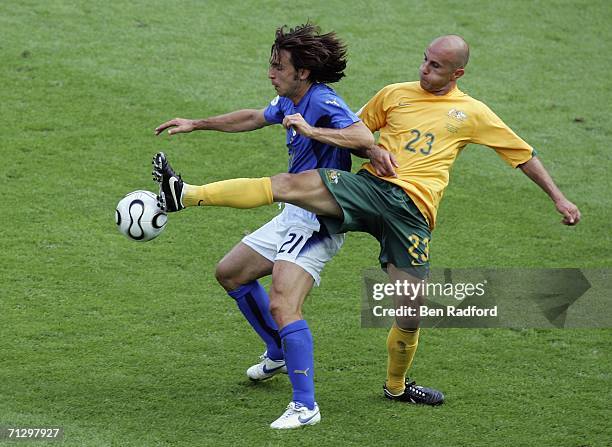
left=2, top=1, right=611, bottom=445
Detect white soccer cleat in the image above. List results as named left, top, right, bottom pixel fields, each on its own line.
left=246, top=351, right=287, bottom=381
left=270, top=401, right=321, bottom=429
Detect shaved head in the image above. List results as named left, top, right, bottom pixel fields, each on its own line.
left=419, top=34, right=469, bottom=95
left=428, top=35, right=470, bottom=69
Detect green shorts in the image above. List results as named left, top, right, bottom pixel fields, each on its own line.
left=318, top=169, right=431, bottom=278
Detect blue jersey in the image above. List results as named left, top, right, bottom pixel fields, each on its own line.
left=262, top=83, right=358, bottom=232
left=263, top=83, right=358, bottom=174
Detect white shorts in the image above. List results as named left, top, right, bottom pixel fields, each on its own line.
left=242, top=213, right=345, bottom=286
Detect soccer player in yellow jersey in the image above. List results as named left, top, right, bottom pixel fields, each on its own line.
left=153, top=34, right=580, bottom=408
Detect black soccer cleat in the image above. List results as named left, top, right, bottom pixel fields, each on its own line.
left=152, top=152, right=184, bottom=212
left=383, top=379, right=444, bottom=406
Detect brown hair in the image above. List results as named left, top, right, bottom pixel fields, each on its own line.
left=270, top=23, right=348, bottom=84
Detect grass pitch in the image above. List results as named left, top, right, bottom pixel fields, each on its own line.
left=2, top=1, right=611, bottom=446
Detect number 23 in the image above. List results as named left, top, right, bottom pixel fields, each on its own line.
left=405, top=129, right=435, bottom=155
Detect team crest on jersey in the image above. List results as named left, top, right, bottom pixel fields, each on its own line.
left=446, top=108, right=468, bottom=133
left=325, top=169, right=340, bottom=184
left=448, top=108, right=468, bottom=122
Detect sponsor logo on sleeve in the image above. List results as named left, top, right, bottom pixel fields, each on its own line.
left=325, top=99, right=340, bottom=107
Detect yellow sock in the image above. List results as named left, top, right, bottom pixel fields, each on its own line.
left=385, top=325, right=420, bottom=394
left=183, top=177, right=273, bottom=208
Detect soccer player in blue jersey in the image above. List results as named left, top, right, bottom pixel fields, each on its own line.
left=154, top=34, right=581, bottom=424
left=154, top=24, right=374, bottom=429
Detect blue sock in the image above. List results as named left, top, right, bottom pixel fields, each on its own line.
left=228, top=281, right=283, bottom=361
left=280, top=320, right=315, bottom=410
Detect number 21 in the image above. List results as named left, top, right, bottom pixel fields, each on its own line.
left=279, top=232, right=304, bottom=254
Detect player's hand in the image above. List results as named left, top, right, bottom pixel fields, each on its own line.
left=282, top=113, right=314, bottom=138
left=155, top=118, right=196, bottom=136
left=555, top=197, right=581, bottom=226
left=367, top=145, right=399, bottom=178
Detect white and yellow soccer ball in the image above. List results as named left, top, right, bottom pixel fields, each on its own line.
left=115, top=190, right=167, bottom=242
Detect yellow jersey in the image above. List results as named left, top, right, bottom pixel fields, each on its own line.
left=358, top=81, right=534, bottom=229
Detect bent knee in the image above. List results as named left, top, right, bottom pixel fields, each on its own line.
left=270, top=171, right=318, bottom=201
left=270, top=173, right=294, bottom=199
left=215, top=261, right=240, bottom=291
left=269, top=285, right=302, bottom=323
left=268, top=299, right=283, bottom=320
left=269, top=274, right=296, bottom=300
left=269, top=299, right=301, bottom=327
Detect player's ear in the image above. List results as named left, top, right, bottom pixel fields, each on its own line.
left=452, top=67, right=465, bottom=81
left=298, top=68, right=311, bottom=81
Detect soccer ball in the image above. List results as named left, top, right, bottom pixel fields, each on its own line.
left=115, top=190, right=167, bottom=242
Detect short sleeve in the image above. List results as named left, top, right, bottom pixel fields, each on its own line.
left=357, top=85, right=391, bottom=132
left=315, top=92, right=360, bottom=129
left=263, top=95, right=285, bottom=124
left=471, top=102, right=534, bottom=168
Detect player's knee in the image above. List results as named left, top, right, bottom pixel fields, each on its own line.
left=270, top=173, right=294, bottom=200
left=215, top=260, right=240, bottom=291
left=271, top=172, right=313, bottom=201
left=268, top=298, right=283, bottom=322
left=269, top=303, right=300, bottom=328
left=269, top=291, right=301, bottom=327
left=270, top=276, right=290, bottom=302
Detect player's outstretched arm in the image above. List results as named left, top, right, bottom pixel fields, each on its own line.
left=518, top=156, right=581, bottom=226
left=155, top=109, right=269, bottom=135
